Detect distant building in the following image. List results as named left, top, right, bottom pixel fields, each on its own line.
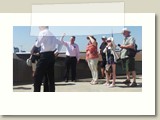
left=13, top=47, right=26, bottom=53
left=20, top=50, right=26, bottom=52
left=13, top=47, right=19, bottom=53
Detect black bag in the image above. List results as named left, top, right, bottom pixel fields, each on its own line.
left=31, top=55, right=40, bottom=63
left=126, top=44, right=137, bottom=57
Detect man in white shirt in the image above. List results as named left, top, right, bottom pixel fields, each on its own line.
left=61, top=34, right=80, bottom=83
left=33, top=26, right=62, bottom=92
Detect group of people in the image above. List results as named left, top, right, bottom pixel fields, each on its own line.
left=30, top=26, right=137, bottom=92
left=98, top=28, right=137, bottom=87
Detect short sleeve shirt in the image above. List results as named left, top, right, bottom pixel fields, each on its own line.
left=120, top=36, right=135, bottom=59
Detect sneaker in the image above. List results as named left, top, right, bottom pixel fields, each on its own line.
left=122, top=79, right=131, bottom=85
left=129, top=82, right=137, bottom=87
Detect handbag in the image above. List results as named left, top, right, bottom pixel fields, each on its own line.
left=105, top=64, right=111, bottom=71
left=126, top=48, right=136, bottom=57
left=26, top=55, right=32, bottom=66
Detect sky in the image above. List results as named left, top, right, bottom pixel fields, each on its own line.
left=13, top=26, right=142, bottom=52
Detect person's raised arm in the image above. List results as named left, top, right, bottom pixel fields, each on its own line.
left=60, top=33, right=68, bottom=46
left=89, top=36, right=97, bottom=46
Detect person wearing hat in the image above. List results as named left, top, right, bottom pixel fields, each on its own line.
left=119, top=28, right=137, bottom=87
left=86, top=36, right=99, bottom=85
left=99, top=36, right=107, bottom=79
left=103, top=37, right=119, bottom=87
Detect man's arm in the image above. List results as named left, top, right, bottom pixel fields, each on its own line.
left=30, top=45, right=35, bottom=55
left=120, top=37, right=135, bottom=49
left=120, top=44, right=134, bottom=49
left=76, top=44, right=80, bottom=62
left=99, top=44, right=102, bottom=54
left=54, top=33, right=67, bottom=52
left=56, top=39, right=63, bottom=52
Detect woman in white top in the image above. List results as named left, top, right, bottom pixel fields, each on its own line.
left=103, top=37, right=119, bottom=87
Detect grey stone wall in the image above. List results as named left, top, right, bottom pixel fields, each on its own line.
left=13, top=53, right=142, bottom=84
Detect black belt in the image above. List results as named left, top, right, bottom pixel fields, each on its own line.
left=40, top=51, right=54, bottom=54
left=40, top=51, right=55, bottom=58
left=40, top=49, right=57, bottom=55
left=66, top=56, right=76, bottom=58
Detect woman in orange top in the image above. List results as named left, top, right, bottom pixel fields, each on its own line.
left=86, top=36, right=99, bottom=85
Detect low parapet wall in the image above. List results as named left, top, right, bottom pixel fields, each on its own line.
left=13, top=53, right=142, bottom=84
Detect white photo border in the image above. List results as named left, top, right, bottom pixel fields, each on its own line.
left=0, top=13, right=155, bottom=115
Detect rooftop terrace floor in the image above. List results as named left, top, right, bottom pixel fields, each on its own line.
left=13, top=75, right=142, bottom=92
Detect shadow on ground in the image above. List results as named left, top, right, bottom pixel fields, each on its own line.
left=13, top=87, right=32, bottom=90
left=55, top=83, right=76, bottom=86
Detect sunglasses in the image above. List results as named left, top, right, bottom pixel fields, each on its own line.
left=107, top=40, right=111, bottom=42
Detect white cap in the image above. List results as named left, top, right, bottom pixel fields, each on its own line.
left=101, top=36, right=107, bottom=39
left=107, top=37, right=113, bottom=41
left=122, top=28, right=131, bottom=33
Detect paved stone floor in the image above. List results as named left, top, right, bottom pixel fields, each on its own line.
left=13, top=75, right=142, bottom=92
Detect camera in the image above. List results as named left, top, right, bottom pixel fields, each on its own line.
left=118, top=44, right=121, bottom=47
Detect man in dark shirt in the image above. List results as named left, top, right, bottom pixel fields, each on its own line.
left=99, top=36, right=107, bottom=79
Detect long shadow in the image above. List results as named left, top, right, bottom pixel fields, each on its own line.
left=55, top=83, right=76, bottom=86
left=118, top=83, right=142, bottom=88
left=116, top=77, right=141, bottom=79
left=114, top=81, right=141, bottom=84
left=13, top=82, right=76, bottom=87
left=13, top=81, right=33, bottom=86
left=13, top=87, right=32, bottom=90
left=98, top=81, right=142, bottom=88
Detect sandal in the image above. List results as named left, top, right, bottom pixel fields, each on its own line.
left=103, top=82, right=110, bottom=86
left=108, top=84, right=115, bottom=88
left=90, top=81, right=98, bottom=85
